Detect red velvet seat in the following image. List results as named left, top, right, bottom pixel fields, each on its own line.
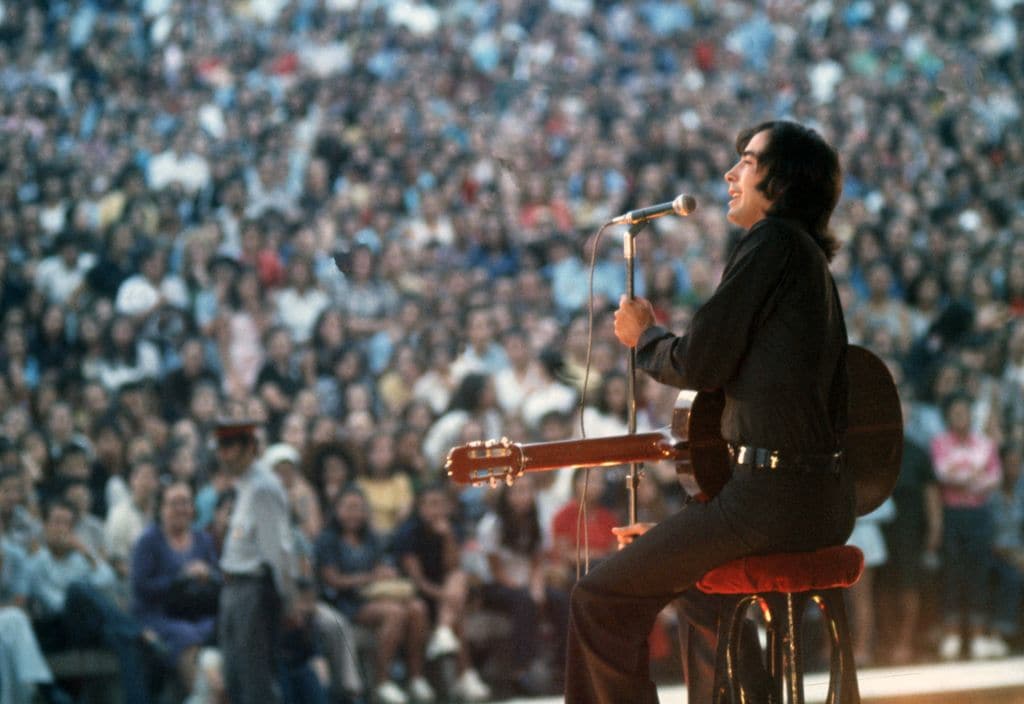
left=698, top=545, right=864, bottom=704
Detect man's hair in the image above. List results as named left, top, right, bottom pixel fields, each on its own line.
left=43, top=498, right=76, bottom=522
left=736, top=121, right=843, bottom=261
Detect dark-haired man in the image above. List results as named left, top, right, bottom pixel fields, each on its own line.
left=28, top=500, right=154, bottom=704
left=565, top=121, right=856, bottom=703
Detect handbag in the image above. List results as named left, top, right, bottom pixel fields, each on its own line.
left=164, top=575, right=222, bottom=619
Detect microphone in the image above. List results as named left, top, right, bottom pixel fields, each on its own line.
left=609, top=194, right=697, bottom=225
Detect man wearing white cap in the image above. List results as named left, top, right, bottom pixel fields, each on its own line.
left=216, top=419, right=297, bottom=704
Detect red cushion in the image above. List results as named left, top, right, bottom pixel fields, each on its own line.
left=697, top=546, right=864, bottom=594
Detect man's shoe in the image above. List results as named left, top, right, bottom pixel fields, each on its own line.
left=452, top=668, right=491, bottom=702
left=374, top=680, right=409, bottom=704
left=939, top=633, right=961, bottom=660
left=425, top=625, right=460, bottom=660
left=408, top=676, right=435, bottom=703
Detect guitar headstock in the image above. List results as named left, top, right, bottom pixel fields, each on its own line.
left=445, top=438, right=525, bottom=487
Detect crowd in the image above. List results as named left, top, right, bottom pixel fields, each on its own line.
left=0, top=0, right=1023, bottom=702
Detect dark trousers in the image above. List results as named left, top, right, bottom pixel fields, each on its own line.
left=219, top=575, right=282, bottom=704
left=35, top=581, right=154, bottom=704
left=991, top=553, right=1024, bottom=638
left=565, top=464, right=856, bottom=704
left=941, top=506, right=994, bottom=630
left=480, top=582, right=570, bottom=675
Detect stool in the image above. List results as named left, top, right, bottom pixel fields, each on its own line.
left=697, top=545, right=864, bottom=704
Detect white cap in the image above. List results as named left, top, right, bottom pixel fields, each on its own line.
left=263, top=443, right=300, bottom=468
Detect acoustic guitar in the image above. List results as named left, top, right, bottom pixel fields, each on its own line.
left=445, top=345, right=902, bottom=516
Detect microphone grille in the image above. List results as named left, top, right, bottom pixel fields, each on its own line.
left=673, top=194, right=697, bottom=216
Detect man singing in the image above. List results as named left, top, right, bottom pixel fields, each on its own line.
left=564, top=121, right=856, bottom=704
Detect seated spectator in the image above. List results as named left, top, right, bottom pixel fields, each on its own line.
left=0, top=466, right=43, bottom=554
left=0, top=519, right=73, bottom=704
left=304, top=440, right=357, bottom=520
left=422, top=373, right=504, bottom=471
left=105, top=455, right=160, bottom=581
left=28, top=500, right=157, bottom=704
left=265, top=444, right=364, bottom=703
left=88, top=422, right=130, bottom=519
left=197, top=489, right=233, bottom=567
left=355, top=432, right=414, bottom=537
left=159, top=337, right=221, bottom=422
left=393, top=484, right=491, bottom=702
left=519, top=348, right=579, bottom=432
left=549, top=468, right=621, bottom=587
left=93, top=314, right=162, bottom=393
left=62, top=477, right=107, bottom=559
left=473, top=478, right=569, bottom=696
left=578, top=370, right=631, bottom=439
left=38, top=441, right=92, bottom=511
left=277, top=579, right=330, bottom=704
left=316, top=487, right=434, bottom=704
left=264, top=442, right=323, bottom=542
left=131, top=481, right=220, bottom=695
left=493, top=327, right=548, bottom=419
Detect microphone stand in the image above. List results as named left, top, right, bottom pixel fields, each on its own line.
left=623, top=221, right=644, bottom=525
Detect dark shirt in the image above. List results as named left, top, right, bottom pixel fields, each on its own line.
left=888, top=438, right=936, bottom=539
left=636, top=217, right=847, bottom=454
left=159, top=367, right=220, bottom=421
left=392, top=515, right=456, bottom=587
left=313, top=526, right=388, bottom=617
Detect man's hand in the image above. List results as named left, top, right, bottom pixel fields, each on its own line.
left=611, top=522, right=655, bottom=550
left=614, top=295, right=656, bottom=348
left=184, top=560, right=211, bottom=580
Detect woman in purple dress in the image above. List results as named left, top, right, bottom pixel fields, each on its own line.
left=131, top=480, right=219, bottom=694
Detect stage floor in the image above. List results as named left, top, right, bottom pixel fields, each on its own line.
left=496, top=656, right=1024, bottom=703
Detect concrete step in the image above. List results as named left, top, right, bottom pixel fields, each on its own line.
left=496, top=656, right=1024, bottom=703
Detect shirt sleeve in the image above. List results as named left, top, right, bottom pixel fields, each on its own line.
left=5, top=544, right=29, bottom=597
left=252, top=482, right=297, bottom=606
left=131, top=530, right=176, bottom=605
left=636, top=223, right=793, bottom=391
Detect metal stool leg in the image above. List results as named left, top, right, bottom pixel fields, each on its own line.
left=815, top=589, right=860, bottom=704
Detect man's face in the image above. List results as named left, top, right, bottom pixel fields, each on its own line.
left=44, top=505, right=75, bottom=552
left=0, top=477, right=20, bottom=511
left=216, top=436, right=256, bottom=474
left=724, top=129, right=774, bottom=230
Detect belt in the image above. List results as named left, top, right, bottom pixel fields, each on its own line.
left=728, top=444, right=842, bottom=473
left=223, top=571, right=264, bottom=584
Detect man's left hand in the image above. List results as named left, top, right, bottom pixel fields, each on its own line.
left=611, top=522, right=655, bottom=550
left=614, top=295, right=656, bottom=348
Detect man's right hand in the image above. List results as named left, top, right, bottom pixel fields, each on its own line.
left=614, top=295, right=656, bottom=348
left=611, top=522, right=655, bottom=550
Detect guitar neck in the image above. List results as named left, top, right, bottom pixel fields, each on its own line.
left=513, top=431, right=683, bottom=473
left=446, top=430, right=688, bottom=485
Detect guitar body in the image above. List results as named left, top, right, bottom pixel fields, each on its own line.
left=446, top=345, right=902, bottom=516
left=669, top=390, right=729, bottom=501
left=666, top=345, right=902, bottom=515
